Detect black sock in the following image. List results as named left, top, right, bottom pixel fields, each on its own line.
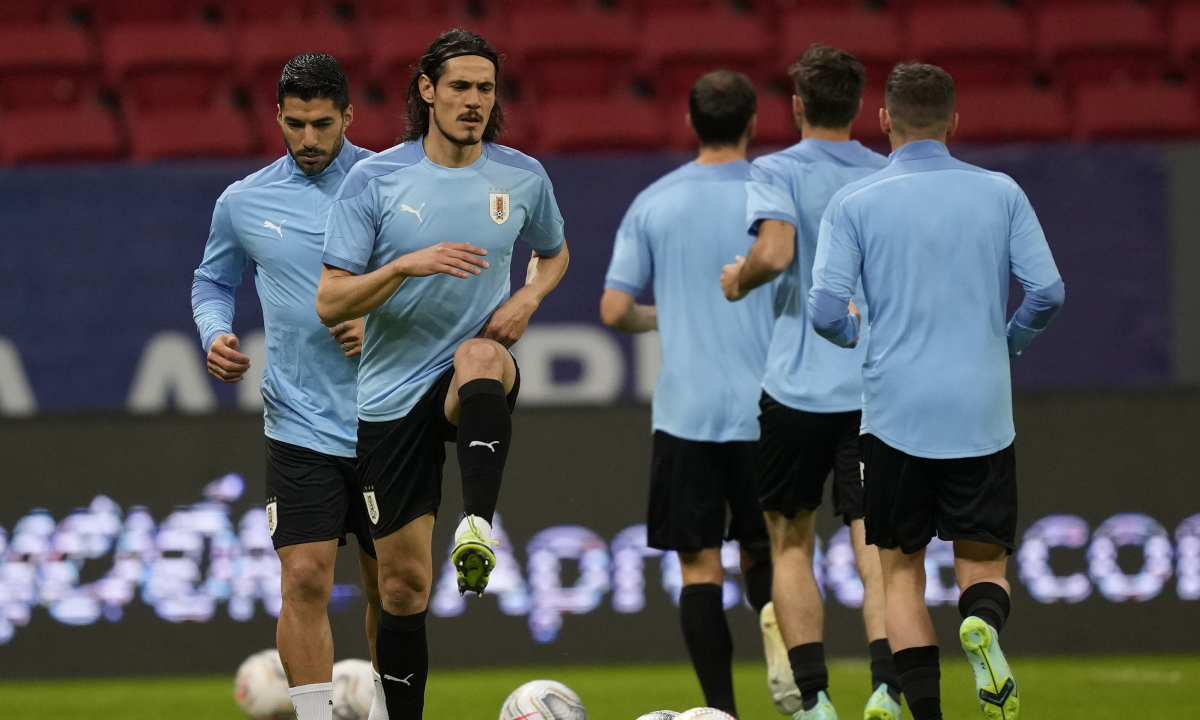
left=958, top=581, right=1011, bottom=634
left=743, top=561, right=772, bottom=613
left=869, top=638, right=901, bottom=703
left=376, top=609, right=428, bottom=720
left=788, top=642, right=829, bottom=711
left=456, top=379, right=510, bottom=524
left=679, top=583, right=737, bottom=718
left=894, top=646, right=941, bottom=720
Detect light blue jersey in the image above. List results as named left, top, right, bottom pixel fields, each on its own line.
left=322, top=141, right=565, bottom=422
left=810, top=140, right=1064, bottom=459
left=192, top=141, right=374, bottom=457
left=746, top=139, right=888, bottom=413
left=605, top=161, right=773, bottom=443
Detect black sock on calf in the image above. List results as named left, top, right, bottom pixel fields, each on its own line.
left=376, top=609, right=429, bottom=720
left=679, top=583, right=737, bottom=718
left=868, top=638, right=902, bottom=702
left=743, top=561, right=772, bottom=614
left=958, top=581, right=1011, bottom=634
left=788, top=642, right=829, bottom=711
left=456, top=378, right=510, bottom=524
left=894, top=646, right=942, bottom=720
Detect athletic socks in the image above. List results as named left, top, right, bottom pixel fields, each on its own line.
left=457, top=378, right=510, bottom=525
left=367, top=669, right=389, bottom=720
left=869, top=638, right=902, bottom=703
left=289, top=682, right=333, bottom=720
left=788, top=642, right=829, bottom=711
left=958, top=581, right=1011, bottom=634
left=375, top=609, right=428, bottom=720
left=678, top=583, right=738, bottom=718
left=894, top=646, right=942, bottom=720
left=742, top=561, right=773, bottom=614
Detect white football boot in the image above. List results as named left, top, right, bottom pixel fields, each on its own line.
left=761, top=602, right=803, bottom=714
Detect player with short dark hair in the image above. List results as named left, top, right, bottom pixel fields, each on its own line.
left=810, top=62, right=1065, bottom=720
left=722, top=44, right=899, bottom=720
left=192, top=53, right=382, bottom=720
left=601, top=70, right=774, bottom=719
left=315, top=28, right=569, bottom=720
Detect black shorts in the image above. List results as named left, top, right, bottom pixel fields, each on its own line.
left=264, top=438, right=375, bottom=557
left=357, top=364, right=520, bottom=539
left=647, top=431, right=770, bottom=556
left=860, top=433, right=1018, bottom=554
left=755, top=393, right=864, bottom=524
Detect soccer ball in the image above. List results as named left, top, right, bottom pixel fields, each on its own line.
left=676, top=709, right=736, bottom=720
left=498, top=679, right=587, bottom=720
left=332, top=659, right=376, bottom=720
left=234, top=649, right=295, bottom=720
left=636, top=712, right=681, bottom=720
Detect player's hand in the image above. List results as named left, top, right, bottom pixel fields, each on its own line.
left=847, top=300, right=861, bottom=349
left=721, top=255, right=747, bottom=301
left=329, top=318, right=364, bottom=358
left=478, top=290, right=539, bottom=348
left=393, top=242, right=488, bottom=279
left=207, top=333, right=250, bottom=383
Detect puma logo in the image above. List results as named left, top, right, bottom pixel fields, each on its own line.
left=384, top=673, right=414, bottom=685
left=469, top=440, right=499, bottom=452
left=400, top=203, right=425, bottom=223
left=263, top=220, right=286, bottom=237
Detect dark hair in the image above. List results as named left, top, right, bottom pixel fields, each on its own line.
left=688, top=70, right=757, bottom=147
left=277, top=53, right=350, bottom=111
left=885, top=62, right=956, bottom=132
left=789, top=44, right=866, bottom=128
left=402, top=28, right=504, bottom=143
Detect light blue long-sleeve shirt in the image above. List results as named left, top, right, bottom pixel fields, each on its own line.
left=810, top=140, right=1064, bottom=459
left=604, top=161, right=774, bottom=442
left=322, top=141, right=565, bottom=422
left=745, top=139, right=888, bottom=413
left=192, top=141, right=374, bottom=457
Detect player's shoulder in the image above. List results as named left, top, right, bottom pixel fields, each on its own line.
left=337, top=141, right=424, bottom=200
left=219, top=156, right=292, bottom=201
left=484, top=143, right=552, bottom=183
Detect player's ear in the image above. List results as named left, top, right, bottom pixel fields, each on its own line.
left=792, top=95, right=804, bottom=124
left=685, top=112, right=698, bottom=140
left=946, top=111, right=959, bottom=139
left=879, top=107, right=891, bottom=136
left=419, top=74, right=436, bottom=104
left=342, top=103, right=354, bottom=130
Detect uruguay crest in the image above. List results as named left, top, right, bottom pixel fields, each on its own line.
left=363, top=490, right=380, bottom=525
left=489, top=192, right=510, bottom=225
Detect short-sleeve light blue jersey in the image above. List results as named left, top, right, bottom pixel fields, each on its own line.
left=604, top=161, right=773, bottom=443
left=810, top=140, right=1064, bottom=459
left=323, top=141, right=565, bottom=422
left=746, top=139, right=888, bottom=413
left=192, top=141, right=374, bottom=457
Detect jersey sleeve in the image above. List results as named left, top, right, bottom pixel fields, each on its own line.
left=1006, top=187, right=1065, bottom=356
left=323, top=178, right=378, bottom=275
left=808, top=199, right=863, bottom=347
left=603, top=199, right=652, bottom=297
left=746, top=158, right=797, bottom=236
left=192, top=194, right=248, bottom=351
left=520, top=172, right=566, bottom=257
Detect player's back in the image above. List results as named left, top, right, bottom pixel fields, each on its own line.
left=623, top=161, right=774, bottom=442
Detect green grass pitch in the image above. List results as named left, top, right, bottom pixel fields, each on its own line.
left=4, top=656, right=1197, bottom=719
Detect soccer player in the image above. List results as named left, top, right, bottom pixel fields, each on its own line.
left=601, top=70, right=774, bottom=720
left=809, top=63, right=1064, bottom=720
left=314, top=29, right=568, bottom=720
left=721, top=45, right=899, bottom=720
left=192, top=54, right=384, bottom=720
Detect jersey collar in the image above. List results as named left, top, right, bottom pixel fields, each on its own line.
left=889, top=139, right=950, bottom=163
left=284, top=138, right=361, bottom=182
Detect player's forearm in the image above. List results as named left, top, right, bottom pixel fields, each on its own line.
left=600, top=288, right=656, bottom=333
left=809, top=288, right=859, bottom=347
left=521, top=240, right=570, bottom=304
left=316, top=264, right=405, bottom=326
left=191, top=274, right=235, bottom=350
left=1007, top=278, right=1065, bottom=356
left=739, top=221, right=795, bottom=293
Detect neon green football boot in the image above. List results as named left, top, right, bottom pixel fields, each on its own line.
left=451, top=515, right=498, bottom=596
left=960, top=616, right=1019, bottom=719
left=792, top=691, right=839, bottom=720
left=862, top=684, right=902, bottom=720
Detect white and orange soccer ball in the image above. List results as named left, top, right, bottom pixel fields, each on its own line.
left=331, top=659, right=376, bottom=720
left=234, top=649, right=295, bottom=720
left=636, top=712, right=681, bottom=720
left=498, top=679, right=587, bottom=720
left=676, top=709, right=736, bottom=720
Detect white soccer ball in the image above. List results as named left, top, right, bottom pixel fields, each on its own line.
left=636, top=712, right=681, bottom=720
left=676, top=709, right=735, bottom=720
left=499, top=679, right=587, bottom=720
left=332, top=659, right=376, bottom=720
left=234, top=649, right=295, bottom=720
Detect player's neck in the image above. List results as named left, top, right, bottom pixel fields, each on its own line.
left=800, top=122, right=853, bottom=143
left=422, top=131, right=483, bottom=169
left=889, top=133, right=948, bottom=152
left=695, top=143, right=747, bottom=165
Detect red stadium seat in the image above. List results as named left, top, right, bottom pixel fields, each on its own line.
left=91, top=0, right=215, bottom=24
left=752, top=92, right=800, bottom=147
left=343, top=98, right=404, bottom=152
left=1035, top=3, right=1167, bottom=85
left=125, top=99, right=256, bottom=160
left=100, top=24, right=233, bottom=81
left=1074, top=83, right=1200, bottom=139
left=508, top=9, right=638, bottom=98
left=640, top=10, right=772, bottom=96
left=1170, top=2, right=1200, bottom=76
left=220, top=0, right=311, bottom=23
left=0, top=26, right=96, bottom=109
left=908, top=5, right=1034, bottom=85
left=0, top=104, right=122, bottom=163
left=849, top=84, right=886, bottom=144
left=368, top=18, right=507, bottom=92
left=779, top=9, right=901, bottom=70
left=495, top=97, right=537, bottom=153
left=540, top=96, right=665, bottom=152
left=234, top=21, right=363, bottom=78
left=0, top=0, right=79, bottom=24
left=951, top=86, right=1070, bottom=141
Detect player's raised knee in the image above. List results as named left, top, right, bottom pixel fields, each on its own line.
left=454, top=338, right=507, bottom=375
